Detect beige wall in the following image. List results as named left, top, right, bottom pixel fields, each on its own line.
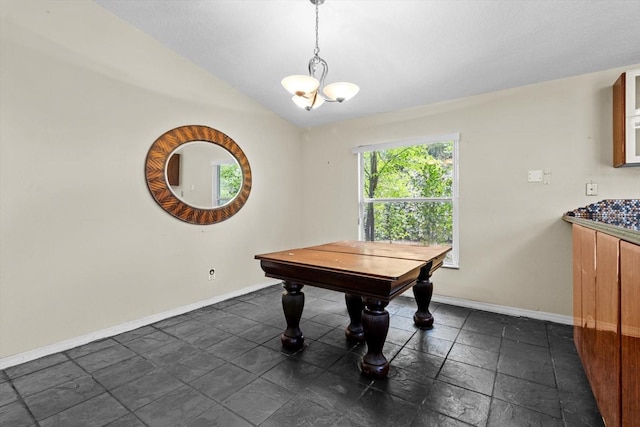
left=0, top=0, right=304, bottom=358
left=2, top=0, right=639, bottom=361
left=301, top=67, right=640, bottom=316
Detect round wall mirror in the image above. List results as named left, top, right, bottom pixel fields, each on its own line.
left=166, top=141, right=242, bottom=209
left=145, top=125, right=251, bottom=225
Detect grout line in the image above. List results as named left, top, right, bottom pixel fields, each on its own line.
left=6, top=381, right=40, bottom=427
left=2, top=289, right=592, bottom=426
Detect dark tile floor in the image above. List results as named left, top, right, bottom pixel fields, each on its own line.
left=1, top=285, right=603, bottom=426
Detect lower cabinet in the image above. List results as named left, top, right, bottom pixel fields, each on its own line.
left=572, top=225, right=596, bottom=374
left=572, top=224, right=640, bottom=427
left=620, top=241, right=640, bottom=425
left=594, top=232, right=620, bottom=426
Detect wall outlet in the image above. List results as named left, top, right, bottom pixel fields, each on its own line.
left=586, top=182, right=598, bottom=196
left=208, top=268, right=216, bottom=281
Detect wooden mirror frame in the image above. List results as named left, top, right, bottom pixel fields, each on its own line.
left=145, top=125, right=252, bottom=225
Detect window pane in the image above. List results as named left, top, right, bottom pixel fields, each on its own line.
left=359, top=136, right=458, bottom=267
left=217, top=164, right=242, bottom=205
left=363, top=201, right=453, bottom=246
left=363, top=142, right=453, bottom=199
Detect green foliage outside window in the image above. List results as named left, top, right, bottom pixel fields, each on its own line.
left=363, top=142, right=454, bottom=245
left=217, top=164, right=242, bottom=205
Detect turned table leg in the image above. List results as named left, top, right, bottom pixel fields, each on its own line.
left=413, top=263, right=434, bottom=328
left=345, top=294, right=365, bottom=342
left=281, top=281, right=305, bottom=350
left=360, top=298, right=390, bottom=378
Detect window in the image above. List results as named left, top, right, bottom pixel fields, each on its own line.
left=212, top=162, right=242, bottom=206
left=354, top=133, right=459, bottom=267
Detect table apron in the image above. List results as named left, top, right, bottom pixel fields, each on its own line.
left=260, top=260, right=420, bottom=302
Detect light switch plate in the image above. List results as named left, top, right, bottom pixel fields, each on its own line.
left=528, top=170, right=543, bottom=182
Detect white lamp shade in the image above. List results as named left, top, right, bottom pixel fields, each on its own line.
left=292, top=92, right=325, bottom=110
left=281, top=75, right=320, bottom=96
left=323, top=82, right=359, bottom=102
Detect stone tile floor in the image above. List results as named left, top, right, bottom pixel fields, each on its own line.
left=1, top=285, right=603, bottom=426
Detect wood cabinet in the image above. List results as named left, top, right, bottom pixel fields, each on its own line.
left=613, top=69, right=640, bottom=167
left=167, top=153, right=180, bottom=186
left=572, top=224, right=639, bottom=426
left=594, top=232, right=620, bottom=426
left=621, top=241, right=640, bottom=425
left=573, top=225, right=595, bottom=365
left=572, top=225, right=589, bottom=361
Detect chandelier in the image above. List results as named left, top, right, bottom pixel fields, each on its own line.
left=281, top=0, right=359, bottom=111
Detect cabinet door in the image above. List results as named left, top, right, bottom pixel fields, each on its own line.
left=625, top=69, right=640, bottom=117
left=595, top=233, right=621, bottom=427
left=571, top=224, right=582, bottom=352
left=625, top=115, right=640, bottom=164
left=621, top=241, right=640, bottom=426
left=613, top=69, right=640, bottom=166
left=573, top=225, right=583, bottom=355
left=573, top=224, right=596, bottom=368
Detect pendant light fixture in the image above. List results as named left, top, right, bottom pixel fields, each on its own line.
left=281, top=0, right=359, bottom=111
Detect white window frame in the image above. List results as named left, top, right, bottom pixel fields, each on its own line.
left=353, top=133, right=460, bottom=268
left=210, top=159, right=235, bottom=206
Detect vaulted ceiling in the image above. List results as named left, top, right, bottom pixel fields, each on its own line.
left=95, top=0, right=640, bottom=129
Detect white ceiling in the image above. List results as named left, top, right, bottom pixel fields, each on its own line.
left=94, top=0, right=640, bottom=129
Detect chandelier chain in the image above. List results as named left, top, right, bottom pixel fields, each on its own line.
left=314, top=1, right=320, bottom=56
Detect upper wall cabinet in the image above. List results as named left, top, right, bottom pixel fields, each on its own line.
left=613, top=69, right=640, bottom=167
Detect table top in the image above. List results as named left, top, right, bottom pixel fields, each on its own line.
left=311, top=241, right=450, bottom=268
left=255, top=241, right=451, bottom=300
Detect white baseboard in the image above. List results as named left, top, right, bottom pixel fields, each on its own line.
left=0, top=280, right=280, bottom=370
left=430, top=294, right=573, bottom=325
left=1, top=282, right=572, bottom=370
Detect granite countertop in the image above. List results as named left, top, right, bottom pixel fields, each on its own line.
left=563, top=199, right=640, bottom=245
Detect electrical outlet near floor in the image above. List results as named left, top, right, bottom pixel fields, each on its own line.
left=208, top=268, right=216, bottom=280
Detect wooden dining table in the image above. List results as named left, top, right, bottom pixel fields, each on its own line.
left=255, top=241, right=451, bottom=378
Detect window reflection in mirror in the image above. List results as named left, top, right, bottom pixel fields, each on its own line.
left=166, top=141, right=242, bottom=209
